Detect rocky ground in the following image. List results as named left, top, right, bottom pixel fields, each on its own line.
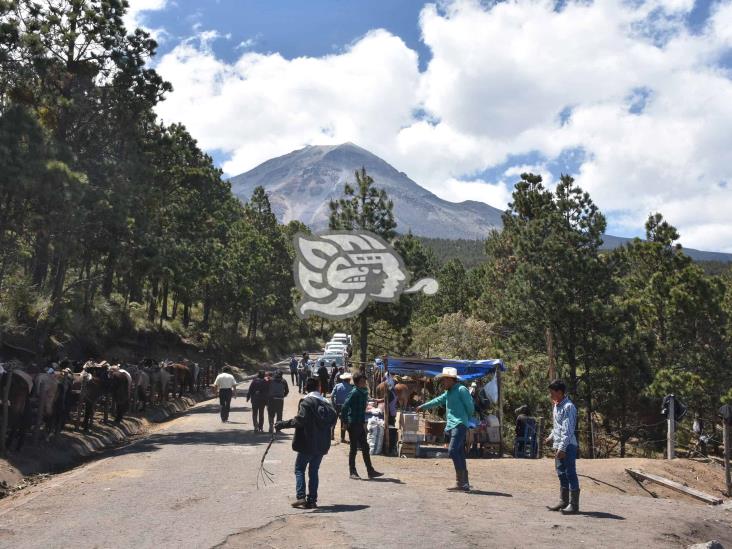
left=0, top=380, right=729, bottom=549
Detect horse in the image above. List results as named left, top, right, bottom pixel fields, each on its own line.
left=124, top=363, right=150, bottom=412
left=77, top=362, right=130, bottom=430
left=163, top=360, right=192, bottom=399
left=0, top=363, right=35, bottom=450
left=376, top=379, right=424, bottom=410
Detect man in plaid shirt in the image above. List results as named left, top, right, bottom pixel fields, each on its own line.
left=545, top=379, right=580, bottom=514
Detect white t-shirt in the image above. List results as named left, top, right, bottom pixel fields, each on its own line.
left=214, top=373, right=237, bottom=390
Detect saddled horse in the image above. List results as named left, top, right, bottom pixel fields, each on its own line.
left=143, top=359, right=171, bottom=403
left=163, top=360, right=192, bottom=399
left=77, top=362, right=130, bottom=430
left=124, top=363, right=150, bottom=412
left=376, top=378, right=426, bottom=411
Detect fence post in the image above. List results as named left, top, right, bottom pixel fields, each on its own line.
left=1, top=369, right=12, bottom=455
left=667, top=394, right=675, bottom=460
left=723, top=420, right=731, bottom=497
left=537, top=417, right=544, bottom=459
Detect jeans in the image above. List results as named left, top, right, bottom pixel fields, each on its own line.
left=295, top=452, right=323, bottom=503
left=448, top=424, right=468, bottom=472
left=251, top=399, right=266, bottom=431
left=267, top=398, right=284, bottom=430
left=218, top=388, right=233, bottom=421
left=348, top=422, right=375, bottom=474
left=555, top=444, right=579, bottom=491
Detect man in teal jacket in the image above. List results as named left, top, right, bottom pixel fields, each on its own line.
left=417, top=367, right=474, bottom=491
left=341, top=373, right=383, bottom=480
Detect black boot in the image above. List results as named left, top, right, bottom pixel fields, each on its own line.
left=547, top=487, right=569, bottom=511
left=462, top=470, right=471, bottom=492
left=350, top=469, right=361, bottom=480
left=447, top=470, right=464, bottom=491
left=560, top=490, right=580, bottom=515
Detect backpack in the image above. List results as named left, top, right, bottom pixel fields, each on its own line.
left=270, top=379, right=286, bottom=398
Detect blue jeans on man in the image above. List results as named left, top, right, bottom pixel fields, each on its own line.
left=295, top=452, right=323, bottom=504
left=555, top=444, right=579, bottom=491
left=448, top=424, right=468, bottom=471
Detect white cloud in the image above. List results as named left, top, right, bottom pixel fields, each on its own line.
left=153, top=0, right=732, bottom=251
left=124, top=0, right=168, bottom=39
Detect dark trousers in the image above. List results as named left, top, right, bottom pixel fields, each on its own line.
left=333, top=405, right=346, bottom=441
left=298, top=372, right=306, bottom=393
left=319, top=377, right=328, bottom=395
left=218, top=388, right=233, bottom=421
left=348, top=422, right=374, bottom=474
left=267, top=398, right=284, bottom=430
left=295, top=452, right=323, bottom=503
left=251, top=399, right=266, bottom=431
left=290, top=370, right=297, bottom=385
left=556, top=444, right=579, bottom=491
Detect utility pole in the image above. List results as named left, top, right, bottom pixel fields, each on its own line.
left=666, top=394, right=675, bottom=460
left=721, top=404, right=732, bottom=497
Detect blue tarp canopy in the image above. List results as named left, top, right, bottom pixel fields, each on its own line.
left=383, top=357, right=506, bottom=381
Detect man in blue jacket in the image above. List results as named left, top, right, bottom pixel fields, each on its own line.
left=276, top=377, right=338, bottom=509
left=330, top=372, right=353, bottom=443
left=417, top=367, right=474, bottom=492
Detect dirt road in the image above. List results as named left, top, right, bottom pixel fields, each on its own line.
left=0, top=381, right=729, bottom=549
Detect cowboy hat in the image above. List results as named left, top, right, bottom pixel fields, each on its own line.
left=340, top=372, right=353, bottom=380
left=435, top=367, right=460, bottom=380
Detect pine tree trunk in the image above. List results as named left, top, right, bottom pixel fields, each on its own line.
left=31, top=231, right=50, bottom=289
left=359, top=313, right=368, bottom=368
left=102, top=251, right=116, bottom=298
left=148, top=278, right=159, bottom=322
left=160, top=281, right=169, bottom=321
left=183, top=301, right=191, bottom=328
left=171, top=296, right=178, bottom=319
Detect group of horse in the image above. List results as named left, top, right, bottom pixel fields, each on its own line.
left=0, top=358, right=207, bottom=451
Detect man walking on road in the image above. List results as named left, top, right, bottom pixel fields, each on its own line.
left=417, top=367, right=474, bottom=492
left=317, top=360, right=329, bottom=396
left=267, top=371, right=289, bottom=433
left=341, top=373, right=383, bottom=480
left=297, top=353, right=309, bottom=394
left=275, top=377, right=338, bottom=509
left=247, top=371, right=269, bottom=433
left=545, top=379, right=580, bottom=515
left=289, top=355, right=298, bottom=385
left=330, top=372, right=353, bottom=442
left=213, top=366, right=237, bottom=423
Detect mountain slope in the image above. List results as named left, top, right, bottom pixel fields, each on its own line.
left=229, top=143, right=504, bottom=239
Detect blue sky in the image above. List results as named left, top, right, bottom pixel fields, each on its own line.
left=128, top=0, right=732, bottom=251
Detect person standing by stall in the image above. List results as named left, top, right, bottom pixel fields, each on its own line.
left=545, top=379, right=580, bottom=514
left=341, top=373, right=383, bottom=480
left=417, top=367, right=474, bottom=492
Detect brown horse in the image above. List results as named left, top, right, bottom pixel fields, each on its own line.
left=0, top=365, right=34, bottom=450
left=164, top=361, right=192, bottom=399
left=376, top=380, right=422, bottom=410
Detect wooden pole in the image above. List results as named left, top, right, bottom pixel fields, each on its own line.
left=1, top=369, right=12, bottom=455
left=667, top=395, right=675, bottom=460
left=537, top=417, right=544, bottom=459
left=497, top=368, right=503, bottom=457
left=724, top=421, right=731, bottom=497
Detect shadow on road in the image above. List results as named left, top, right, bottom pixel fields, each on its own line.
left=311, top=504, right=370, bottom=513
left=578, top=511, right=625, bottom=520
left=468, top=490, right=513, bottom=497
left=578, top=474, right=627, bottom=493
left=116, top=429, right=286, bottom=456
left=366, top=477, right=404, bottom=484
left=185, top=403, right=251, bottom=415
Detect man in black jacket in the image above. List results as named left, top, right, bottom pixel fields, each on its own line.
left=246, top=371, right=269, bottom=433
left=276, top=378, right=338, bottom=509
left=267, top=370, right=289, bottom=433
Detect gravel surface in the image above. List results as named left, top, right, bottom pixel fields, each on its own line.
left=0, top=381, right=729, bottom=549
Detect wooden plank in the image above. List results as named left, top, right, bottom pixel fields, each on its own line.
left=626, top=468, right=723, bottom=505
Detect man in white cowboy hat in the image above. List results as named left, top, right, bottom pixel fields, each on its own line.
left=330, top=371, right=354, bottom=443
left=417, top=367, right=475, bottom=492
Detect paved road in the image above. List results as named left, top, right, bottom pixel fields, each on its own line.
left=0, top=380, right=730, bottom=548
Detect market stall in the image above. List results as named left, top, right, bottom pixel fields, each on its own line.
left=385, top=357, right=507, bottom=458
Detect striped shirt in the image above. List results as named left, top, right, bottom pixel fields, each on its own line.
left=550, top=396, right=578, bottom=452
